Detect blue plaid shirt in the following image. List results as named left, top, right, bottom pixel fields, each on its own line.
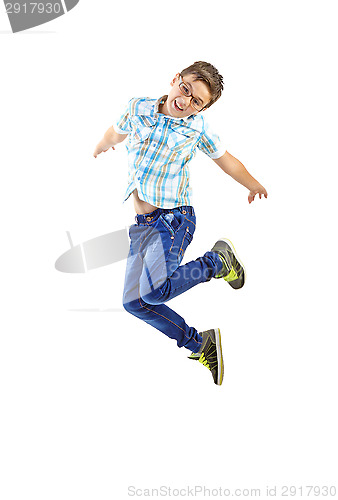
left=115, top=96, right=226, bottom=208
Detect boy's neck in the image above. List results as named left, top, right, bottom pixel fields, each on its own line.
left=158, top=96, right=169, bottom=116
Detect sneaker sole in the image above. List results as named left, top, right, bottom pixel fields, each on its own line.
left=218, top=238, right=246, bottom=289
left=214, top=328, right=224, bottom=385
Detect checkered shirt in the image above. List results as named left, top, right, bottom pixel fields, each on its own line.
left=115, top=96, right=226, bottom=209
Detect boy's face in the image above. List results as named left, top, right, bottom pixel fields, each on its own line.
left=160, top=73, right=212, bottom=118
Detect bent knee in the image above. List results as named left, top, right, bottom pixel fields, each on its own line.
left=141, top=290, right=164, bottom=306
left=123, top=299, right=142, bottom=316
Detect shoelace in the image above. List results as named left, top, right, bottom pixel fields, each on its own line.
left=215, top=253, right=232, bottom=279
left=225, top=267, right=238, bottom=281
left=199, top=353, right=210, bottom=369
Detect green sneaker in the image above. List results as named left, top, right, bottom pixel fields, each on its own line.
left=188, top=329, right=224, bottom=385
left=211, top=238, right=246, bottom=290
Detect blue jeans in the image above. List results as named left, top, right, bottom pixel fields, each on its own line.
left=122, top=206, right=223, bottom=353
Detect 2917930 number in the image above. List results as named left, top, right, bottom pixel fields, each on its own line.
left=5, top=3, right=62, bottom=14
left=281, top=485, right=336, bottom=496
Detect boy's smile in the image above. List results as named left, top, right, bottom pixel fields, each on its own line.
left=160, top=73, right=211, bottom=118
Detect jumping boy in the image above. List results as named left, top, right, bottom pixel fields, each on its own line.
left=93, top=61, right=267, bottom=385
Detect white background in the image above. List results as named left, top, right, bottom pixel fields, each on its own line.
left=1, top=1, right=337, bottom=499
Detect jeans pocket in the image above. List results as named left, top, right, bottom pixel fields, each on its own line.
left=160, top=212, right=183, bottom=236
left=176, top=226, right=194, bottom=266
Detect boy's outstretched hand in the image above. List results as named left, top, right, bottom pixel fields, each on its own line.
left=248, top=185, right=268, bottom=204
left=213, top=152, right=268, bottom=204
left=93, top=126, right=128, bottom=158
left=93, top=145, right=115, bottom=158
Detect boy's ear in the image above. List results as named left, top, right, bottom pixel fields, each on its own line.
left=170, top=73, right=180, bottom=86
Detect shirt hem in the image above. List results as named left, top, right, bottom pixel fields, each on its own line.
left=123, top=188, right=191, bottom=210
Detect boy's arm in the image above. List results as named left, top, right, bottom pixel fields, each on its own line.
left=213, top=151, right=268, bottom=204
left=93, top=125, right=128, bottom=158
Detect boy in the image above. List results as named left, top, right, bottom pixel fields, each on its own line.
left=93, top=61, right=267, bottom=385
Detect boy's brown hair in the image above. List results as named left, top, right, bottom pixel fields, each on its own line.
left=180, top=61, right=224, bottom=109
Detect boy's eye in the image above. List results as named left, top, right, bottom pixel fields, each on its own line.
left=181, top=84, right=190, bottom=96
left=192, top=98, right=200, bottom=106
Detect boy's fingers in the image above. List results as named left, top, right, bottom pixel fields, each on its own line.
left=93, top=147, right=115, bottom=157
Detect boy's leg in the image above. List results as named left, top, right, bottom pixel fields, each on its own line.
left=122, top=217, right=203, bottom=353
left=123, top=206, right=225, bottom=351
left=122, top=206, right=241, bottom=385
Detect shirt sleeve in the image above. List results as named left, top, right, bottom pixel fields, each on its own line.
left=114, top=100, right=133, bottom=134
left=197, top=120, right=226, bottom=159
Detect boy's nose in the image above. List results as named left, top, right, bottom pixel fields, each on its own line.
left=177, top=96, right=190, bottom=109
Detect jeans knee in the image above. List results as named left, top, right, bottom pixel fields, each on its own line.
left=141, top=289, right=164, bottom=305
left=123, top=298, right=142, bottom=317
